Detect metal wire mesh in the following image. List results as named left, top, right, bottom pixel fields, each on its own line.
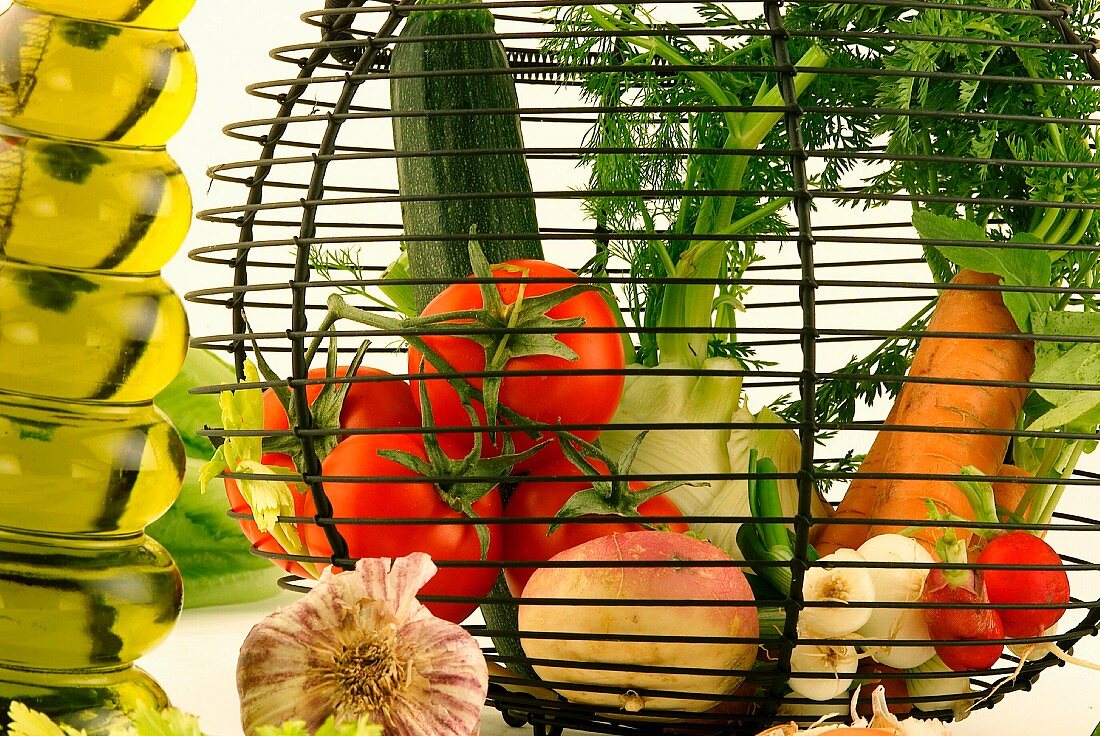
left=192, top=0, right=1100, bottom=732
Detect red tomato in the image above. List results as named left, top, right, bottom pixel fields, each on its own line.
left=301, top=433, right=502, bottom=623
left=502, top=454, right=688, bottom=596
left=407, top=259, right=625, bottom=466
left=227, top=366, right=421, bottom=577
left=224, top=455, right=311, bottom=578
left=261, top=365, right=421, bottom=465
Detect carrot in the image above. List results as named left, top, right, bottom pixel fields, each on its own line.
left=991, top=464, right=1033, bottom=522
left=812, top=400, right=901, bottom=554
left=815, top=270, right=1034, bottom=553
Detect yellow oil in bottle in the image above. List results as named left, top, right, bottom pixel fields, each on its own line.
left=0, top=531, right=183, bottom=671
left=0, top=134, right=191, bottom=273
left=0, top=0, right=195, bottom=729
left=0, top=665, right=168, bottom=735
left=0, top=4, right=196, bottom=147
left=0, top=395, right=185, bottom=536
left=17, top=0, right=196, bottom=31
left=0, top=259, right=188, bottom=403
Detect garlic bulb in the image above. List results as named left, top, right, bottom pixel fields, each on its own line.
left=237, top=554, right=487, bottom=736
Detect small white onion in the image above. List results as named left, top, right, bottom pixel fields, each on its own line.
left=856, top=535, right=935, bottom=669
left=905, top=655, right=974, bottom=716
left=801, top=549, right=876, bottom=637
left=788, top=643, right=859, bottom=701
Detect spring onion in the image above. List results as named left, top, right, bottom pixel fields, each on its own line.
left=801, top=549, right=877, bottom=638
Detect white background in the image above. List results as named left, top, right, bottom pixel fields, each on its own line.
left=1, top=0, right=1098, bottom=733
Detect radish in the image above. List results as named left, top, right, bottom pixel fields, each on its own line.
left=856, top=535, right=936, bottom=669
left=921, top=536, right=1004, bottom=672
left=855, top=662, right=912, bottom=718
left=518, top=531, right=758, bottom=713
left=977, top=532, right=1069, bottom=638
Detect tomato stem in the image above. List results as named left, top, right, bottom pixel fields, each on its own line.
left=546, top=431, right=706, bottom=535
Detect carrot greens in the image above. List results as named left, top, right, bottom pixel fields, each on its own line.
left=547, top=3, right=863, bottom=367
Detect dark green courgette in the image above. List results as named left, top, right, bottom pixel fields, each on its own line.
left=390, top=0, right=543, bottom=311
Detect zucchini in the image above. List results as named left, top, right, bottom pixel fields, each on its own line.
left=390, top=0, right=543, bottom=311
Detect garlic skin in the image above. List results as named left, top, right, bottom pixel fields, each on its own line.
left=237, top=554, right=487, bottom=736
left=757, top=687, right=954, bottom=735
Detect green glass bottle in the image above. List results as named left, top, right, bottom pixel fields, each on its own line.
left=0, top=0, right=196, bottom=730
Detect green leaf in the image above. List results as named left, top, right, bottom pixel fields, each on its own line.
left=34, top=143, right=110, bottom=185
left=912, top=211, right=1053, bottom=330
left=1033, top=311, right=1100, bottom=367
left=146, top=459, right=281, bottom=608
left=552, top=486, right=640, bottom=526
left=1027, top=312, right=1100, bottom=432
left=8, top=702, right=87, bottom=736
left=379, top=250, right=418, bottom=318
left=111, top=703, right=204, bottom=736
left=154, top=350, right=236, bottom=460
left=309, top=337, right=371, bottom=461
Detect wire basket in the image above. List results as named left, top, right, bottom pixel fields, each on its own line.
left=192, top=0, right=1100, bottom=732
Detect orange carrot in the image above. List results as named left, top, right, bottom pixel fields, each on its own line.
left=992, top=463, right=1044, bottom=529
left=815, top=270, right=1034, bottom=553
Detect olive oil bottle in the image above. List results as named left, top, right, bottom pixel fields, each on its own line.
left=0, top=1, right=196, bottom=730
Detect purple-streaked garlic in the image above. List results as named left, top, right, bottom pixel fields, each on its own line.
left=237, top=553, right=487, bottom=736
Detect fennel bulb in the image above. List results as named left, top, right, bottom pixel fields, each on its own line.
left=600, top=359, right=827, bottom=559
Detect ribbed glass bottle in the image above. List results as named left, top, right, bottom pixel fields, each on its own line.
left=0, top=0, right=196, bottom=731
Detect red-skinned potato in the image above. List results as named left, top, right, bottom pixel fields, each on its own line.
left=519, top=530, right=758, bottom=713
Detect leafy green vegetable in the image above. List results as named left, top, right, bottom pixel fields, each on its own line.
left=145, top=459, right=281, bottom=609
left=149, top=350, right=287, bottom=607
left=199, top=360, right=312, bottom=570
left=112, top=704, right=203, bottom=736
left=310, top=246, right=417, bottom=318
left=547, top=3, right=849, bottom=368
left=154, top=349, right=236, bottom=460
left=1027, top=311, right=1100, bottom=432
left=855, top=0, right=1100, bottom=243
left=912, top=211, right=1054, bottom=330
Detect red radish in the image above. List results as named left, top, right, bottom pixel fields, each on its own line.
left=978, top=532, right=1069, bottom=638
left=855, top=662, right=912, bottom=717
left=519, top=531, right=758, bottom=713
left=922, top=564, right=1005, bottom=671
